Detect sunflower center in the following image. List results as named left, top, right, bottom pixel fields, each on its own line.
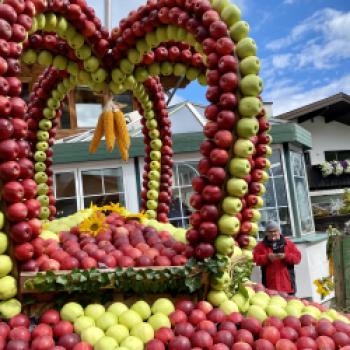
left=90, top=223, right=100, bottom=231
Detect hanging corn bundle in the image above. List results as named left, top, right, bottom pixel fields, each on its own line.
left=89, top=95, right=130, bottom=161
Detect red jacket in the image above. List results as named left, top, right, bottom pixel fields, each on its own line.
left=253, top=238, right=301, bottom=293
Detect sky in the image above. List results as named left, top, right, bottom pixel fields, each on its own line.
left=87, top=0, right=350, bottom=116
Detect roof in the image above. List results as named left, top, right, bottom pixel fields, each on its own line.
left=276, top=93, right=350, bottom=125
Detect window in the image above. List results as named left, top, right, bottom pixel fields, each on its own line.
left=59, top=97, right=71, bottom=129
left=81, top=168, right=125, bottom=208
left=54, top=171, right=78, bottom=218
left=290, top=150, right=314, bottom=234
left=259, top=148, right=293, bottom=237
left=114, top=92, right=134, bottom=114
left=325, top=150, right=350, bottom=162
left=75, top=87, right=103, bottom=128
left=169, top=161, right=198, bottom=228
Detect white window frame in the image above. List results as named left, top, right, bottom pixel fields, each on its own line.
left=53, top=159, right=139, bottom=214
left=289, top=144, right=315, bottom=234
left=259, top=144, right=296, bottom=236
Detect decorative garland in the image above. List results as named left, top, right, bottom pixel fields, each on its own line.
left=320, top=159, right=350, bottom=177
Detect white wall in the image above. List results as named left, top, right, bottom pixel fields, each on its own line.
left=251, top=239, right=332, bottom=302
left=300, top=116, right=350, bottom=165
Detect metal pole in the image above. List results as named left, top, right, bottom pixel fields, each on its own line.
left=166, top=76, right=185, bottom=106
left=104, top=0, right=112, bottom=31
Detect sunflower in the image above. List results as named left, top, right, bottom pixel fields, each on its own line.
left=79, top=211, right=108, bottom=237
left=126, top=210, right=149, bottom=222
left=101, top=202, right=128, bottom=216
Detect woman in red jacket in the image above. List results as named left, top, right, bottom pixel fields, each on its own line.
left=253, top=221, right=301, bottom=294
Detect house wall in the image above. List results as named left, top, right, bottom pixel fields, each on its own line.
left=251, top=239, right=332, bottom=302
left=300, top=116, right=350, bottom=165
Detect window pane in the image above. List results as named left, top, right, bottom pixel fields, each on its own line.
left=169, top=218, right=183, bottom=228
left=82, top=170, right=103, bottom=195
left=60, top=98, right=71, bottom=129
left=56, top=199, right=77, bottom=218
left=262, top=179, right=275, bottom=208
left=103, top=168, right=124, bottom=193
left=177, top=162, right=198, bottom=186
left=114, top=93, right=133, bottom=114
left=84, top=193, right=125, bottom=208
left=275, top=177, right=288, bottom=206
left=75, top=87, right=103, bottom=128
left=169, top=190, right=182, bottom=219
left=55, top=172, right=76, bottom=198
left=269, top=149, right=282, bottom=176
left=180, top=187, right=194, bottom=217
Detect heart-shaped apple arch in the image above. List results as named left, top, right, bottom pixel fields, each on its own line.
left=0, top=0, right=271, bottom=304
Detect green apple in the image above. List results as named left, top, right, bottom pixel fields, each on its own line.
left=147, top=190, right=159, bottom=200
left=148, top=181, right=159, bottom=190
left=0, top=298, right=21, bottom=320
left=150, top=161, right=160, bottom=171
left=145, top=32, right=157, bottom=47
left=34, top=151, right=47, bottom=162
left=65, top=25, right=77, bottom=42
left=43, top=108, right=56, bottom=119
left=146, top=119, right=158, bottom=130
left=285, top=305, right=301, bottom=318
left=0, top=276, right=16, bottom=299
left=233, top=139, right=255, bottom=157
left=210, top=272, right=230, bottom=290
left=40, top=207, right=50, bottom=220
left=186, top=67, right=199, bottom=81
left=134, top=67, right=149, bottom=82
left=303, top=305, right=321, bottom=319
left=37, top=195, right=49, bottom=207
left=147, top=313, right=171, bottom=331
left=0, top=255, right=12, bottom=278
left=74, top=316, right=95, bottom=334
left=226, top=178, right=248, bottom=197
left=144, top=110, right=154, bottom=121
left=67, top=61, right=79, bottom=76
left=167, top=25, right=177, bottom=39
left=220, top=300, right=239, bottom=315
left=156, top=26, right=168, bottom=43
left=127, top=48, right=141, bottom=64
left=34, top=172, right=48, bottom=184
left=236, top=37, right=257, bottom=59
left=118, top=310, right=143, bottom=330
left=147, top=200, right=158, bottom=210
left=121, top=336, right=143, bottom=350
left=130, top=301, right=151, bottom=321
left=148, top=62, right=160, bottom=76
left=229, top=158, right=251, bottom=178
left=240, top=74, right=263, bottom=96
left=130, top=322, right=154, bottom=343
left=96, top=312, right=118, bottom=331
left=146, top=209, right=156, bottom=219
left=107, top=302, right=128, bottom=317
left=124, top=75, right=136, bottom=90
left=175, top=27, right=186, bottom=41
left=69, top=33, right=85, bottom=50
left=120, top=59, right=134, bottom=75
left=136, top=39, right=149, bottom=54
left=270, top=295, right=288, bottom=308
left=250, top=291, right=270, bottom=309
left=81, top=326, right=104, bottom=346
left=151, top=298, right=174, bottom=316
left=218, top=214, right=240, bottom=235
left=247, top=236, right=257, bottom=250
left=56, top=16, right=68, bottom=37
left=76, top=45, right=92, bottom=60
left=150, top=140, right=162, bottom=151
left=236, top=118, right=259, bottom=137
left=174, top=63, right=187, bottom=77
left=60, top=302, right=84, bottom=322
left=84, top=304, right=106, bottom=321
left=161, top=62, right=173, bottom=76
left=112, top=68, right=125, bottom=84
left=84, top=56, right=100, bottom=73
left=0, top=213, right=3, bottom=230
left=29, top=17, right=38, bottom=34
left=186, top=32, right=196, bottom=46
left=78, top=70, right=92, bottom=85
left=38, top=50, right=53, bottom=67
left=109, top=82, right=124, bottom=94
left=36, top=13, right=46, bottom=30
left=198, top=73, right=207, bottom=86
left=92, top=68, right=107, bottom=83
left=47, top=98, right=59, bottom=110
left=148, top=170, right=160, bottom=181
left=39, top=119, right=52, bottom=131
left=240, top=56, right=261, bottom=76
left=221, top=4, right=241, bottom=26
left=150, top=151, right=161, bottom=161
left=0, top=233, right=8, bottom=254
left=215, top=235, right=234, bottom=255
left=231, top=293, right=249, bottom=312
left=266, top=304, right=287, bottom=320
left=106, top=324, right=129, bottom=344
left=207, top=290, right=228, bottom=307
left=95, top=336, right=117, bottom=350
left=238, top=97, right=263, bottom=117
left=92, top=82, right=106, bottom=93
left=212, top=0, right=230, bottom=13
left=37, top=130, right=49, bottom=141
left=230, top=21, right=250, bottom=42
left=222, top=196, right=243, bottom=214
left=37, top=183, right=49, bottom=195
left=44, top=12, right=57, bottom=32
left=247, top=305, right=267, bottom=322
left=22, top=49, right=37, bottom=65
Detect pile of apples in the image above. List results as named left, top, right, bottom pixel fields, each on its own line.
left=0, top=310, right=90, bottom=350
left=19, top=212, right=192, bottom=272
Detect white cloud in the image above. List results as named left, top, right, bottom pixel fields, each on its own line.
left=272, top=54, right=292, bottom=69
left=265, top=74, right=350, bottom=116
left=283, top=0, right=295, bottom=4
